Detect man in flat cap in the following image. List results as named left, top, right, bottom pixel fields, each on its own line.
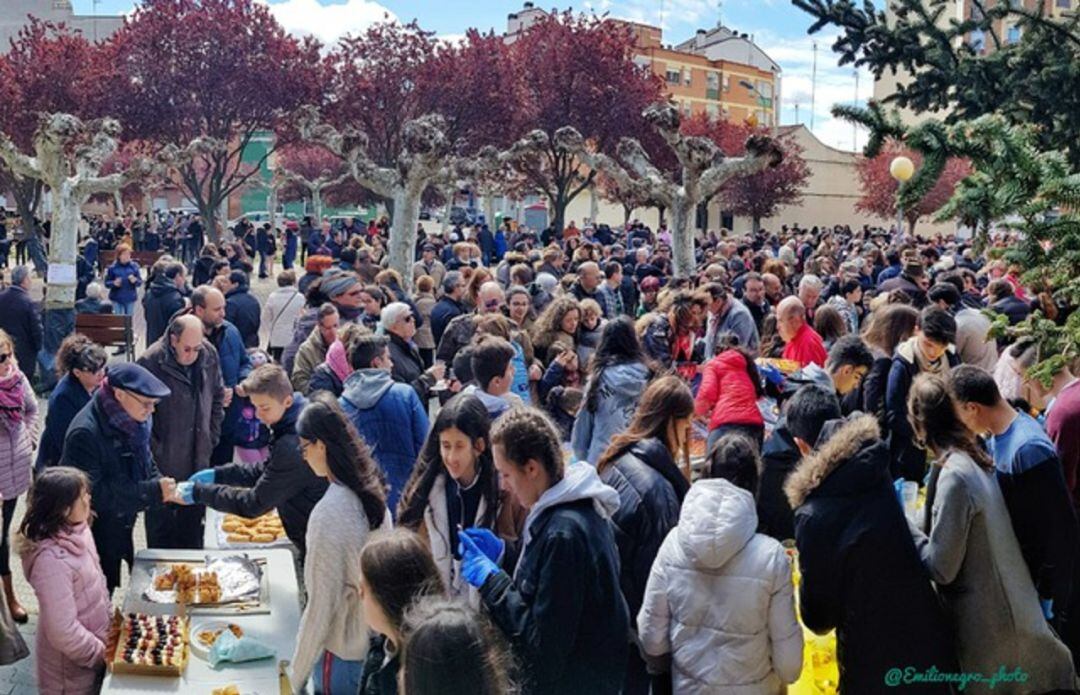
left=60, top=363, right=178, bottom=593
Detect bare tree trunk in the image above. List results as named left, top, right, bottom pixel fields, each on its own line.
left=483, top=194, right=496, bottom=230
left=47, top=181, right=79, bottom=310
left=589, top=184, right=599, bottom=225
left=752, top=216, right=762, bottom=235
left=388, top=183, right=423, bottom=290
left=670, top=198, right=695, bottom=278
left=312, top=188, right=323, bottom=226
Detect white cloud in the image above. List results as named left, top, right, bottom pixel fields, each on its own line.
left=753, top=30, right=872, bottom=152
left=258, top=0, right=395, bottom=45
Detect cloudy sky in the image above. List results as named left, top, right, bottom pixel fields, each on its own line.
left=72, top=0, right=876, bottom=151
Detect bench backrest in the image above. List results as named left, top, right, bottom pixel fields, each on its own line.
left=75, top=313, right=132, bottom=349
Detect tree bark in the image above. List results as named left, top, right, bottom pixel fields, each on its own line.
left=589, top=184, right=599, bottom=225
left=388, top=182, right=423, bottom=290
left=670, top=197, right=695, bottom=278
left=46, top=179, right=79, bottom=310
left=312, top=188, right=323, bottom=225
left=483, top=194, right=496, bottom=230
left=752, top=216, right=762, bottom=235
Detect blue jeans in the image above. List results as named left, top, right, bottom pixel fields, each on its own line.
left=114, top=300, right=136, bottom=316
left=312, top=650, right=364, bottom=695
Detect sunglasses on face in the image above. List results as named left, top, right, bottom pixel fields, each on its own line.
left=0, top=353, right=10, bottom=364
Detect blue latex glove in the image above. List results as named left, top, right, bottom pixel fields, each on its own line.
left=893, top=478, right=905, bottom=506
left=461, top=527, right=504, bottom=564
left=760, top=363, right=784, bottom=386
left=1041, top=598, right=1055, bottom=621
left=176, top=482, right=195, bottom=505
left=189, top=469, right=215, bottom=485
left=459, top=531, right=500, bottom=588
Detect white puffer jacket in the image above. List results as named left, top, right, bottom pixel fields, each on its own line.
left=637, top=479, right=803, bottom=695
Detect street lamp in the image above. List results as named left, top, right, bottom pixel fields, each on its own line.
left=890, top=155, right=914, bottom=237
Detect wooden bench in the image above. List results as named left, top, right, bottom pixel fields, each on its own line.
left=75, top=313, right=135, bottom=361
left=98, top=250, right=165, bottom=272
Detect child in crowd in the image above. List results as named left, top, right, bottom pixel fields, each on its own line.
left=359, top=529, right=445, bottom=695
left=17, top=467, right=111, bottom=694
left=462, top=336, right=523, bottom=419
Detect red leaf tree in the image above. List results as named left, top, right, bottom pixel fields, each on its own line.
left=855, top=142, right=971, bottom=234
left=0, top=19, right=101, bottom=257
left=274, top=143, right=369, bottom=220
left=504, top=12, right=665, bottom=232
left=97, top=0, right=324, bottom=242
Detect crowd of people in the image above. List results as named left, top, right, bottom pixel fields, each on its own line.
left=0, top=205, right=1078, bottom=694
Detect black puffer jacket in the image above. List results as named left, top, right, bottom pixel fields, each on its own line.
left=225, top=286, right=262, bottom=348
left=785, top=415, right=957, bottom=693
left=599, top=437, right=690, bottom=618
left=306, top=363, right=344, bottom=397
left=757, top=418, right=799, bottom=542
left=142, top=276, right=187, bottom=347
left=389, top=333, right=435, bottom=403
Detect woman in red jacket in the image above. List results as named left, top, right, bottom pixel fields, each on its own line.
left=695, top=338, right=765, bottom=453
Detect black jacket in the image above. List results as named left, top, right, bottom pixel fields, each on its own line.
left=193, top=394, right=328, bottom=560
left=359, top=635, right=398, bottom=695
left=430, top=295, right=465, bottom=347
left=142, top=276, right=187, bottom=347
left=225, top=287, right=262, bottom=348
left=991, top=294, right=1032, bottom=326
left=858, top=355, right=892, bottom=433
left=36, top=372, right=91, bottom=472
left=306, top=363, right=344, bottom=397
left=61, top=397, right=166, bottom=569
left=786, top=415, right=957, bottom=693
left=0, top=285, right=41, bottom=378
left=886, top=348, right=960, bottom=482
left=758, top=418, right=799, bottom=541
left=389, top=333, right=435, bottom=403
left=599, top=438, right=688, bottom=618
left=480, top=498, right=629, bottom=695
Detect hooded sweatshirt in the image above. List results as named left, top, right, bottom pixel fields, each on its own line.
left=638, top=479, right=803, bottom=694
left=572, top=362, right=651, bottom=464
left=517, top=462, right=620, bottom=573
left=340, top=368, right=428, bottom=511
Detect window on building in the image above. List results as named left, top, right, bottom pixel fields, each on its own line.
left=706, top=103, right=720, bottom=118
left=683, top=101, right=692, bottom=117
left=756, top=109, right=768, bottom=125
left=969, top=29, right=985, bottom=51
left=633, top=56, right=652, bottom=69
left=706, top=71, right=720, bottom=100
left=666, top=69, right=681, bottom=84
left=756, top=80, right=773, bottom=98
left=1057, top=0, right=1070, bottom=8
left=723, top=74, right=731, bottom=92
left=684, top=69, right=692, bottom=87
left=1006, top=24, right=1021, bottom=43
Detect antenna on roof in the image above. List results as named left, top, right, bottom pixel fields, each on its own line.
left=717, top=0, right=723, bottom=28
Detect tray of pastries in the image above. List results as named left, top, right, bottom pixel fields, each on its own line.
left=107, top=611, right=189, bottom=676
left=143, top=557, right=261, bottom=606
left=217, top=511, right=291, bottom=548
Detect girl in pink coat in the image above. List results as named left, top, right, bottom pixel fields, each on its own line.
left=17, top=467, right=111, bottom=694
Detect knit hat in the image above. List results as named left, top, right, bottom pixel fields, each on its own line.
left=320, top=270, right=361, bottom=299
